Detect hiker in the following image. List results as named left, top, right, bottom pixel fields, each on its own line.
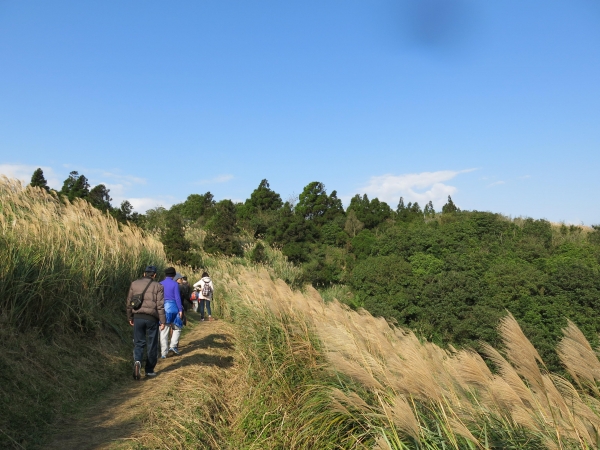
left=193, top=271, right=215, bottom=321
left=191, top=286, right=200, bottom=312
left=126, top=265, right=165, bottom=380
left=160, top=267, right=184, bottom=357
left=182, top=276, right=192, bottom=306
left=175, top=272, right=190, bottom=325
left=175, top=273, right=191, bottom=311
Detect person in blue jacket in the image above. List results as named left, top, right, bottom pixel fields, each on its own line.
left=160, top=267, right=183, bottom=357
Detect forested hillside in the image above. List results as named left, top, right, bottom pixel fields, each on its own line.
left=31, top=168, right=600, bottom=373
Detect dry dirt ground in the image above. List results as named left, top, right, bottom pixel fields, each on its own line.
left=47, top=314, right=237, bottom=450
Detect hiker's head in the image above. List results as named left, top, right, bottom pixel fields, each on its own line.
left=144, top=265, right=157, bottom=278
left=174, top=273, right=183, bottom=284
left=182, top=276, right=188, bottom=284
left=165, top=267, right=176, bottom=278
left=202, top=271, right=209, bottom=278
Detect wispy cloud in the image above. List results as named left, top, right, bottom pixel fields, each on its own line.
left=99, top=171, right=146, bottom=186
left=194, top=174, right=234, bottom=185
left=488, top=180, right=505, bottom=187
left=356, top=169, right=476, bottom=208
left=0, top=164, right=61, bottom=187
left=128, top=196, right=178, bottom=213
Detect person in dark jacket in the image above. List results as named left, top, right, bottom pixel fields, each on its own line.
left=126, top=265, right=166, bottom=380
left=175, top=273, right=191, bottom=311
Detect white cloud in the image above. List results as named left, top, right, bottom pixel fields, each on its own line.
left=194, top=174, right=234, bottom=185
left=357, top=169, right=476, bottom=208
left=128, top=196, right=178, bottom=213
left=0, top=164, right=61, bottom=188
left=488, top=180, right=505, bottom=187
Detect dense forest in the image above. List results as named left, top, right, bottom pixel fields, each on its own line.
left=31, top=169, right=600, bottom=372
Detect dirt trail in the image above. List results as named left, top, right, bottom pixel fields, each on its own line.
left=47, top=315, right=236, bottom=450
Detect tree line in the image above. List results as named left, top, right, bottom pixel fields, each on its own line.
left=30, top=168, right=142, bottom=224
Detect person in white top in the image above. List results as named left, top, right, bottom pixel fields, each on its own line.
left=193, top=271, right=215, bottom=321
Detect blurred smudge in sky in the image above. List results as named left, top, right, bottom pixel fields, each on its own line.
left=377, top=0, right=482, bottom=61
left=405, top=0, right=472, bottom=47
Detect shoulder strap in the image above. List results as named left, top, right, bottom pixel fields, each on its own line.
left=140, top=278, right=153, bottom=299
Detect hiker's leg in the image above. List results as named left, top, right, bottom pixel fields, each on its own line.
left=192, top=300, right=198, bottom=312
left=160, top=323, right=170, bottom=357
left=206, top=300, right=212, bottom=317
left=145, top=320, right=159, bottom=373
left=133, top=318, right=146, bottom=363
left=170, top=323, right=182, bottom=349
left=199, top=300, right=205, bottom=319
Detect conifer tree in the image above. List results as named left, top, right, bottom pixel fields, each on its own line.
left=60, top=171, right=90, bottom=201
left=30, top=168, right=49, bottom=192
left=204, top=199, right=243, bottom=256
left=424, top=200, right=435, bottom=217
left=161, top=210, right=191, bottom=264
left=89, top=184, right=112, bottom=211
left=247, top=179, right=283, bottom=212
left=397, top=197, right=406, bottom=214
left=442, top=195, right=459, bottom=214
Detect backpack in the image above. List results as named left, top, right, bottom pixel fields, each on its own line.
left=201, top=280, right=213, bottom=298
left=191, top=290, right=199, bottom=301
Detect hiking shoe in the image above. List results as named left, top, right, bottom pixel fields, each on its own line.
left=170, top=347, right=180, bottom=355
left=208, top=316, right=215, bottom=321
left=160, top=355, right=167, bottom=359
left=133, top=361, right=141, bottom=380
left=145, top=372, right=158, bottom=377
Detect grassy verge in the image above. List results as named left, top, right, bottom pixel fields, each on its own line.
left=0, top=322, right=132, bottom=448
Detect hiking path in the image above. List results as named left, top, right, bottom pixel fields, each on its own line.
left=47, top=314, right=237, bottom=450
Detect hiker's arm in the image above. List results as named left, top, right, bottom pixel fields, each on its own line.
left=126, top=284, right=134, bottom=323
left=156, top=284, right=166, bottom=325
left=175, top=283, right=183, bottom=313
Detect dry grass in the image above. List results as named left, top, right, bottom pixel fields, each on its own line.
left=0, top=176, right=166, bottom=332
left=216, top=265, right=600, bottom=449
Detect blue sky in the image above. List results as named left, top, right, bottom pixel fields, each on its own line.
left=1, top=1, right=599, bottom=224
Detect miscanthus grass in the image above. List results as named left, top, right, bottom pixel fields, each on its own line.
left=0, top=177, right=166, bottom=333
left=207, top=264, right=600, bottom=449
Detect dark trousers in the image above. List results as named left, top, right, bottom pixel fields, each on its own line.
left=133, top=317, right=159, bottom=373
left=199, top=299, right=212, bottom=318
